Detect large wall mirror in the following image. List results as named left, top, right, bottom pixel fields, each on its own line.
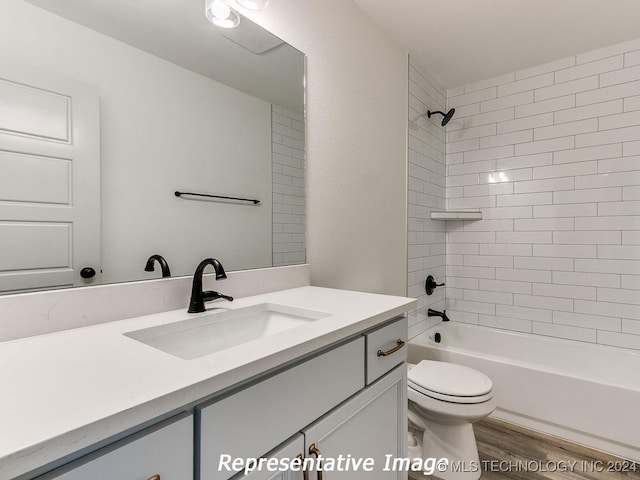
left=0, top=0, right=305, bottom=294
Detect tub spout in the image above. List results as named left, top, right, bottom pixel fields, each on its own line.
left=428, top=308, right=450, bottom=322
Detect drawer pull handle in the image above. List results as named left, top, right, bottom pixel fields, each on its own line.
left=297, top=454, right=310, bottom=480
left=309, top=444, right=323, bottom=480
left=147, top=476, right=160, bottom=480
left=377, top=339, right=405, bottom=357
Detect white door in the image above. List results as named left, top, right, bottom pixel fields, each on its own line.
left=0, top=59, right=100, bottom=293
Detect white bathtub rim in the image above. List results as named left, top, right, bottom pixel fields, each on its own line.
left=412, top=323, right=640, bottom=393
left=420, top=321, right=640, bottom=361
left=417, top=342, right=639, bottom=394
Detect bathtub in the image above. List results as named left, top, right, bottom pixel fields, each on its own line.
left=408, top=322, right=640, bottom=462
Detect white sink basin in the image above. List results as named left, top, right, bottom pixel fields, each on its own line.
left=124, top=303, right=331, bottom=359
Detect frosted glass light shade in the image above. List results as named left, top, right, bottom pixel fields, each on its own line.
left=205, top=0, right=240, bottom=28
left=236, top=0, right=270, bottom=10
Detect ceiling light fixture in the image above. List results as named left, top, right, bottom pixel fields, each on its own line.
left=205, top=0, right=241, bottom=28
left=236, top=0, right=270, bottom=10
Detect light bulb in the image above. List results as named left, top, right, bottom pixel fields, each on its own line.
left=236, top=0, right=270, bottom=10
left=205, top=0, right=241, bottom=28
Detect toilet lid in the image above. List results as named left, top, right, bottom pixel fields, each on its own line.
left=408, top=360, right=492, bottom=398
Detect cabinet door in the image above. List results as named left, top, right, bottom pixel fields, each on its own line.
left=36, top=414, right=193, bottom=480
left=302, top=365, right=407, bottom=480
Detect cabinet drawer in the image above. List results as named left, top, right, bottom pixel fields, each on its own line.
left=36, top=413, right=193, bottom=480
left=197, top=337, right=365, bottom=480
left=365, top=316, right=407, bottom=384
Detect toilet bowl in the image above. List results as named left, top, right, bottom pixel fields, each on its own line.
left=407, top=360, right=496, bottom=480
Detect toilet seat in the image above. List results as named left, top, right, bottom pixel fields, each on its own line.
left=408, top=360, right=493, bottom=404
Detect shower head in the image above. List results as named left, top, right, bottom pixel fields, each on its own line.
left=427, top=108, right=456, bottom=127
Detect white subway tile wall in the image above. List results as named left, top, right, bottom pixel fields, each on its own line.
left=272, top=105, right=306, bottom=266
left=441, top=39, right=640, bottom=350
left=407, top=59, right=448, bottom=338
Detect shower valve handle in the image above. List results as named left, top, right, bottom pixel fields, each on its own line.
left=425, top=275, right=445, bottom=295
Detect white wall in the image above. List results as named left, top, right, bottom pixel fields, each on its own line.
left=444, top=37, right=640, bottom=350
left=241, top=0, right=409, bottom=296
left=407, top=59, right=448, bottom=338
left=0, top=0, right=272, bottom=284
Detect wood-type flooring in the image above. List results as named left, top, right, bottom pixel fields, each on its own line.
left=409, top=417, right=640, bottom=480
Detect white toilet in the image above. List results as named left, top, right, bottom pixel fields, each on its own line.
left=407, top=360, right=496, bottom=480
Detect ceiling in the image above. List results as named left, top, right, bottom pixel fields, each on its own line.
left=25, top=0, right=304, bottom=113
left=353, top=0, right=640, bottom=90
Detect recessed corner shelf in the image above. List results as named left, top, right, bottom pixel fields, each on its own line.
left=430, top=210, right=482, bottom=221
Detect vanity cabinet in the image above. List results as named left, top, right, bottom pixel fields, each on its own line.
left=27, top=315, right=408, bottom=480
left=34, top=413, right=193, bottom=480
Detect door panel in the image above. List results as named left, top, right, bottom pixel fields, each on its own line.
left=0, top=223, right=70, bottom=270
left=0, top=151, right=70, bottom=204
left=0, top=76, right=71, bottom=142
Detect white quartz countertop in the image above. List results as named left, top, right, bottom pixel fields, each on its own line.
left=0, top=286, right=416, bottom=479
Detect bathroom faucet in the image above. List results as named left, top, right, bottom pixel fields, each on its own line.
left=427, top=308, right=450, bottom=322
left=144, top=254, right=171, bottom=278
left=188, top=258, right=233, bottom=313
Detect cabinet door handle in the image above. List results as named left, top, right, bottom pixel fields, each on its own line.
left=309, top=444, right=323, bottom=480
left=147, top=476, right=160, bottom=480
left=297, top=454, right=309, bottom=480
left=377, top=339, right=405, bottom=357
